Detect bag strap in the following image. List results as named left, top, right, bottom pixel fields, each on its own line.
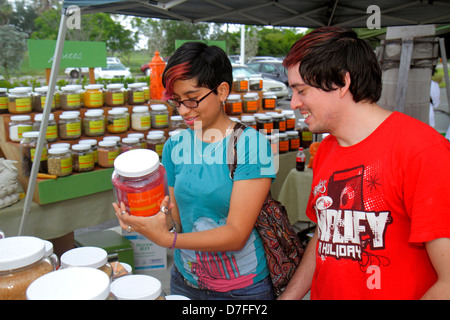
left=227, top=121, right=247, bottom=180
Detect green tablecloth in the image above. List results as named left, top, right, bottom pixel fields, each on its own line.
left=277, top=168, right=314, bottom=224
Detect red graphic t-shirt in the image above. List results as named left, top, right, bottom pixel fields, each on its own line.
left=306, top=112, right=450, bottom=299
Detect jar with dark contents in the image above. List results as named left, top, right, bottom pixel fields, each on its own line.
left=225, top=94, right=242, bottom=116
left=256, top=115, right=273, bottom=134
left=232, top=75, right=248, bottom=93
left=262, top=92, right=277, bottom=110
left=242, top=92, right=259, bottom=113
left=276, top=133, right=289, bottom=154
left=127, top=83, right=145, bottom=105
left=32, top=87, right=56, bottom=112
left=105, top=84, right=125, bottom=107
left=271, top=113, right=286, bottom=132
left=0, top=88, right=8, bottom=114
left=121, top=137, right=141, bottom=153
left=298, top=119, right=312, bottom=149
left=150, top=104, right=169, bottom=129
left=71, top=144, right=94, bottom=172
left=20, top=131, right=48, bottom=177
left=146, top=131, right=166, bottom=158
left=60, top=85, right=82, bottom=110
left=286, top=130, right=300, bottom=151
left=282, top=110, right=295, bottom=131
left=32, top=113, right=58, bottom=142
left=240, top=115, right=256, bottom=130
left=79, top=139, right=98, bottom=165
left=83, top=109, right=105, bottom=137
left=249, top=74, right=263, bottom=91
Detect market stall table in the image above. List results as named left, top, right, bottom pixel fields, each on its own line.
left=277, top=168, right=314, bottom=224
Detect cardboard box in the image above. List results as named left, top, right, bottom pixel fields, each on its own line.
left=122, top=230, right=167, bottom=271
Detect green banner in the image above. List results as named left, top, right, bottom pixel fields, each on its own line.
left=27, top=39, right=107, bottom=69
left=175, top=40, right=226, bottom=51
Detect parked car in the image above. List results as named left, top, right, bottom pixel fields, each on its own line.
left=247, top=61, right=288, bottom=85
left=232, top=64, right=290, bottom=99
left=65, top=57, right=122, bottom=78
left=94, top=62, right=131, bottom=79
left=246, top=56, right=282, bottom=63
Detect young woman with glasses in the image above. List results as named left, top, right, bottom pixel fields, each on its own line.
left=114, top=42, right=276, bottom=300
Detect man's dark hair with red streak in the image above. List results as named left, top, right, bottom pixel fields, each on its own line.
left=283, top=26, right=382, bottom=104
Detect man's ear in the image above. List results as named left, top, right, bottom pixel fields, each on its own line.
left=339, top=71, right=351, bottom=98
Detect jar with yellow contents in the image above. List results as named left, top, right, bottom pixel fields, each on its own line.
left=84, top=84, right=104, bottom=108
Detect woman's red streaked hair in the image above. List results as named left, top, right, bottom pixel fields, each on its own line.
left=162, top=61, right=190, bottom=101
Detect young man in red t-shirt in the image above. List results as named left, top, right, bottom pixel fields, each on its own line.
left=279, top=27, right=450, bottom=300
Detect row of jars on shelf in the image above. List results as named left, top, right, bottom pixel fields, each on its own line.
left=20, top=129, right=173, bottom=178
left=0, top=83, right=150, bottom=115
left=8, top=104, right=185, bottom=143
left=225, top=91, right=277, bottom=115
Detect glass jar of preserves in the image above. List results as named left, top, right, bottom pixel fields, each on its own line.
left=135, top=82, right=150, bottom=102
left=242, top=92, right=259, bottom=113
left=116, top=107, right=130, bottom=129
left=282, top=110, right=295, bottom=130
left=59, top=113, right=81, bottom=140
left=83, top=84, right=104, bottom=108
left=103, top=136, right=121, bottom=152
left=79, top=139, right=98, bottom=165
left=110, top=275, right=165, bottom=300
left=32, top=86, right=56, bottom=112
left=232, top=75, right=248, bottom=92
left=107, top=108, right=127, bottom=134
left=127, top=83, right=145, bottom=105
left=0, top=88, right=8, bottom=114
left=276, top=133, right=289, bottom=154
left=9, top=115, right=32, bottom=142
left=112, top=149, right=168, bottom=217
left=146, top=131, right=166, bottom=158
left=33, top=113, right=58, bottom=142
left=98, top=140, right=120, bottom=168
left=262, top=92, right=277, bottom=110
left=60, top=247, right=113, bottom=280
left=60, top=85, right=82, bottom=110
left=128, top=133, right=146, bottom=149
left=20, top=131, right=48, bottom=177
left=8, top=87, right=32, bottom=114
left=271, top=113, right=286, bottom=132
left=26, top=267, right=111, bottom=300
left=169, top=115, right=187, bottom=131
left=83, top=109, right=105, bottom=137
left=286, top=130, right=300, bottom=151
left=240, top=115, right=257, bottom=129
left=249, top=74, right=263, bottom=91
left=48, top=147, right=73, bottom=177
left=225, top=94, right=242, bottom=116
left=121, top=137, right=141, bottom=153
left=105, top=83, right=125, bottom=107
left=0, top=236, right=53, bottom=300
left=131, top=106, right=151, bottom=131
left=71, top=144, right=94, bottom=172
left=150, top=104, right=169, bottom=129
left=256, top=115, right=273, bottom=134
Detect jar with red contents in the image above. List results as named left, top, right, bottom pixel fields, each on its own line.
left=112, top=149, right=168, bottom=217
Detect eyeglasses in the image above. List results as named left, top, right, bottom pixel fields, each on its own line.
left=167, top=85, right=219, bottom=109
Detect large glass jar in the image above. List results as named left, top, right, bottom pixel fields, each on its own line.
left=105, top=83, right=125, bottom=107
left=150, top=104, right=169, bottom=129
left=60, top=85, right=82, bottom=110
left=71, top=144, right=94, bottom=172
left=146, top=131, right=166, bottom=158
left=0, top=88, right=8, bottom=114
left=0, top=236, right=53, bottom=300
left=20, top=131, right=48, bottom=176
left=83, top=109, right=105, bottom=137
left=8, top=87, right=32, bottom=114
left=83, top=84, right=104, bottom=108
left=60, top=247, right=113, bottom=280
left=131, top=106, right=151, bottom=131
left=32, top=86, right=56, bottom=112
left=33, top=113, right=58, bottom=142
left=127, top=83, right=145, bottom=105
left=98, top=140, right=120, bottom=168
left=59, top=113, right=81, bottom=140
left=48, top=147, right=73, bottom=177
left=112, top=149, right=168, bottom=217
left=225, top=94, right=242, bottom=116
left=107, top=108, right=127, bottom=134
left=9, top=115, right=32, bottom=142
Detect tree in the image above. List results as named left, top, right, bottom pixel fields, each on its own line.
left=0, top=25, right=27, bottom=80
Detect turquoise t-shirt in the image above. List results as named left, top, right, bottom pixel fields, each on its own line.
left=162, top=126, right=276, bottom=292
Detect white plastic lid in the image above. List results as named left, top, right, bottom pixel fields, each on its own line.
left=98, top=140, right=117, bottom=147
left=50, top=143, right=71, bottom=149
left=9, top=87, right=31, bottom=93
left=272, top=113, right=284, bottom=118
left=241, top=115, right=255, bottom=121
left=71, top=144, right=91, bottom=151
left=0, top=236, right=45, bottom=271
left=106, top=83, right=124, bottom=89
left=281, top=110, right=294, bottom=115
left=244, top=92, right=258, bottom=98
left=165, top=295, right=191, bottom=300
left=128, top=83, right=143, bottom=89
left=10, top=115, right=31, bottom=121
left=103, top=136, right=121, bottom=142
left=108, top=108, right=125, bottom=115
left=127, top=133, right=144, bottom=139
left=147, top=131, right=164, bottom=139
left=114, top=149, right=160, bottom=177
left=150, top=104, right=167, bottom=111
left=85, top=109, right=104, bottom=117
left=22, top=131, right=40, bottom=138
left=258, top=115, right=271, bottom=120
left=61, top=85, right=82, bottom=91
left=26, top=267, right=110, bottom=300
left=60, top=247, right=108, bottom=269
left=59, top=113, right=79, bottom=120
left=49, top=147, right=70, bottom=155
left=286, top=130, right=299, bottom=136
left=79, top=139, right=98, bottom=146
left=84, top=84, right=103, bottom=90
left=263, top=91, right=277, bottom=97
left=276, top=133, right=288, bottom=138
left=227, top=94, right=241, bottom=100
left=0, top=87, right=7, bottom=93
left=34, top=113, right=55, bottom=121
left=170, top=115, right=183, bottom=121
left=132, top=106, right=149, bottom=113
left=34, top=87, right=48, bottom=93
left=61, top=110, right=80, bottom=116
left=110, top=275, right=162, bottom=300
left=121, top=137, right=139, bottom=144
left=42, top=240, right=54, bottom=256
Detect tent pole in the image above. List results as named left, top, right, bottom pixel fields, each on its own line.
left=18, top=11, right=69, bottom=236
left=240, top=24, right=245, bottom=65
left=439, top=38, right=450, bottom=112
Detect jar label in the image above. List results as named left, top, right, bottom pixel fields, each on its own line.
left=17, top=125, right=32, bottom=139
left=46, top=125, right=58, bottom=139
left=155, top=144, right=164, bottom=157
left=112, top=92, right=124, bottom=105
left=31, top=148, right=48, bottom=162
left=79, top=154, right=94, bottom=169
left=286, top=118, right=295, bottom=129
left=140, top=115, right=151, bottom=127
left=107, top=150, right=120, bottom=164
left=264, top=122, right=273, bottom=134
left=15, top=98, right=32, bottom=111
left=245, top=100, right=258, bottom=112
left=66, top=122, right=81, bottom=136
left=133, top=91, right=145, bottom=103
left=40, top=96, right=55, bottom=108
left=61, top=157, right=73, bottom=173
left=66, top=94, right=80, bottom=107
left=86, top=92, right=103, bottom=106
left=279, top=140, right=289, bottom=152
left=290, top=138, right=300, bottom=150
left=232, top=102, right=242, bottom=113
left=240, top=80, right=248, bottom=90
left=155, top=114, right=168, bottom=126
left=0, top=96, right=8, bottom=109
left=113, top=118, right=127, bottom=131
left=127, top=183, right=165, bottom=216
left=279, top=120, right=286, bottom=132
left=89, top=120, right=105, bottom=133
left=302, top=131, right=313, bottom=141
left=263, top=98, right=276, bottom=109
